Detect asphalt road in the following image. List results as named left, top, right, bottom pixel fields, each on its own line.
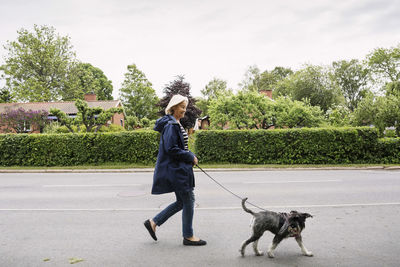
left=0, top=169, right=399, bottom=266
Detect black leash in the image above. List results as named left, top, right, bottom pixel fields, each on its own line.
left=195, top=164, right=266, bottom=211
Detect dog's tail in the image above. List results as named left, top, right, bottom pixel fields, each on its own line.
left=241, top=198, right=254, bottom=215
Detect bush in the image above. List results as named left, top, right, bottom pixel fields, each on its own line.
left=98, top=124, right=126, bottom=132
left=194, top=127, right=381, bottom=164
left=0, top=131, right=159, bottom=166
left=376, top=138, right=400, bottom=164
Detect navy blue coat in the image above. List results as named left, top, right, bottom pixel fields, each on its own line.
left=151, top=115, right=195, bottom=194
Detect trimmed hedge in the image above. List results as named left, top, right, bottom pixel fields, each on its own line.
left=376, top=137, right=400, bottom=164
left=0, top=127, right=398, bottom=166
left=194, top=127, right=389, bottom=164
left=0, top=131, right=160, bottom=166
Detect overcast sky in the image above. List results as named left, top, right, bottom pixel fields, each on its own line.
left=0, top=0, right=399, bottom=99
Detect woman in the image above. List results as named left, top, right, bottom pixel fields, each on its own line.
left=144, top=94, right=206, bottom=246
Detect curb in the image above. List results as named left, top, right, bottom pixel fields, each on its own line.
left=0, top=166, right=399, bottom=173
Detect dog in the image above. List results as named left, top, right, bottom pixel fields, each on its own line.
left=239, top=198, right=313, bottom=258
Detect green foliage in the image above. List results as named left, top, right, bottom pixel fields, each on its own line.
left=0, top=89, right=13, bottom=103
left=199, top=78, right=232, bottom=116
left=351, top=92, right=377, bottom=127
left=273, top=97, right=324, bottom=128
left=0, top=25, right=76, bottom=102
left=376, top=138, right=400, bottom=164
left=0, top=131, right=159, bottom=166
left=325, top=105, right=352, bottom=127
left=352, top=93, right=400, bottom=136
left=125, top=115, right=140, bottom=130
left=331, top=59, right=370, bottom=111
left=119, top=64, right=158, bottom=119
left=385, top=81, right=400, bottom=97
left=64, top=63, right=113, bottom=101
left=201, top=78, right=232, bottom=100
left=98, top=124, right=126, bottom=132
left=367, top=44, right=400, bottom=84
left=50, top=99, right=123, bottom=133
left=125, top=116, right=154, bottom=130
left=209, top=91, right=274, bottom=129
left=239, top=65, right=293, bottom=92
left=194, top=127, right=381, bottom=164
left=208, top=92, right=323, bottom=130
left=274, top=65, right=342, bottom=111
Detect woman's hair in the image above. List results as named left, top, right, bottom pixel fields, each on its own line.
left=165, top=95, right=189, bottom=115
left=169, top=101, right=188, bottom=115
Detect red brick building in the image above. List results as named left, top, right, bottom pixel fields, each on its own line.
left=0, top=94, right=125, bottom=133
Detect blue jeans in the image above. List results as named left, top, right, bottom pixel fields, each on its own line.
left=153, top=190, right=195, bottom=238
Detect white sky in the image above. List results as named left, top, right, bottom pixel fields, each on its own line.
left=0, top=0, right=399, bottom=99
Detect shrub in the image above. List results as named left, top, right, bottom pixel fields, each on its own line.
left=0, top=131, right=159, bottom=166
left=194, top=127, right=381, bottom=164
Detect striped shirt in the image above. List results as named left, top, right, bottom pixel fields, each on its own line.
left=179, top=123, right=189, bottom=151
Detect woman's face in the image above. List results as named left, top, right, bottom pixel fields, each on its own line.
left=172, top=102, right=187, bottom=120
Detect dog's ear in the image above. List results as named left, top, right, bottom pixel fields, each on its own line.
left=301, top=213, right=313, bottom=219
left=278, top=219, right=289, bottom=235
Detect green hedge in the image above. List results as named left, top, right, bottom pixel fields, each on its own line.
left=1, top=127, right=398, bottom=166
left=0, top=131, right=160, bottom=166
left=194, top=127, right=387, bottom=164
left=376, top=137, right=400, bottom=164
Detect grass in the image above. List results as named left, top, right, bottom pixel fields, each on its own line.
left=0, top=162, right=398, bottom=170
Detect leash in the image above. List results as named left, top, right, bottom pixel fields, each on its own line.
left=195, top=164, right=266, bottom=211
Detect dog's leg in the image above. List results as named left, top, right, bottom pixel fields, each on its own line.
left=267, top=235, right=283, bottom=258
left=252, top=239, right=264, bottom=256
left=295, top=235, right=313, bottom=257
left=240, top=233, right=262, bottom=257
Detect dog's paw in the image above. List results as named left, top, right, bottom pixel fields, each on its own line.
left=267, top=251, right=275, bottom=258
left=255, top=251, right=264, bottom=256
left=303, top=251, right=313, bottom=257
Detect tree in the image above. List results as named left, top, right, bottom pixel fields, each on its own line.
left=0, top=108, right=49, bottom=133
left=0, top=25, right=76, bottom=102
left=274, top=65, right=342, bottom=112
left=208, top=91, right=275, bottom=129
left=239, top=65, right=293, bottom=92
left=198, top=78, right=232, bottom=116
left=374, top=95, right=400, bottom=136
left=273, top=97, right=324, bottom=128
left=201, top=78, right=231, bottom=100
left=331, top=59, right=370, bottom=111
left=157, top=76, right=201, bottom=129
left=0, top=89, right=12, bottom=103
left=50, top=99, right=123, bottom=133
left=351, top=92, right=377, bottom=127
left=119, top=64, right=158, bottom=119
left=239, top=65, right=261, bottom=92
left=367, top=44, right=400, bottom=84
left=384, top=81, right=400, bottom=97
left=208, top=92, right=323, bottom=130
left=325, top=105, right=351, bottom=127
left=64, top=63, right=113, bottom=101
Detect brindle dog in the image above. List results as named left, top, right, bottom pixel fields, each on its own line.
left=240, top=198, right=313, bottom=258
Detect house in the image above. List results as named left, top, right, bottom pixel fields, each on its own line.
left=0, top=93, right=125, bottom=133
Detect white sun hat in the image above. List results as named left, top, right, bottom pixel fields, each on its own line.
left=165, top=94, right=189, bottom=115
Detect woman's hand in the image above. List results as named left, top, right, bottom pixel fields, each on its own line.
left=193, top=156, right=198, bottom=165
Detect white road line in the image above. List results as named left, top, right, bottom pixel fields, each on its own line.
left=1, top=202, right=400, bottom=211
left=42, top=184, right=141, bottom=188
left=243, top=179, right=341, bottom=184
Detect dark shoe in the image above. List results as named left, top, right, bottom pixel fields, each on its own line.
left=144, top=219, right=157, bottom=241
left=183, top=238, right=207, bottom=246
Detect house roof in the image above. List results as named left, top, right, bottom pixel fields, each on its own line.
left=0, top=100, right=122, bottom=115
